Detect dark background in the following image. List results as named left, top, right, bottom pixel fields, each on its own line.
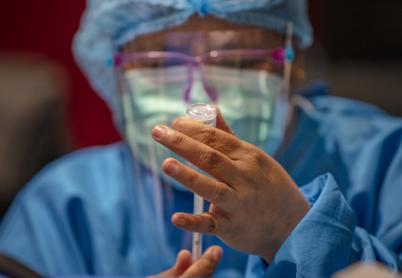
left=307, top=0, right=402, bottom=117
left=317, top=1, right=402, bottom=61
left=1, top=1, right=401, bottom=149
left=0, top=1, right=120, bottom=149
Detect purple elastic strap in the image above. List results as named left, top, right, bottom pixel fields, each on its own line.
left=114, top=48, right=287, bottom=103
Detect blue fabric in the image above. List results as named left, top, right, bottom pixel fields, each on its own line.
left=73, top=0, right=312, bottom=124
left=1, top=85, right=402, bottom=277
left=246, top=88, right=402, bottom=277
left=0, top=144, right=247, bottom=276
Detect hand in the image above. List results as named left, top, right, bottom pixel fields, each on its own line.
left=152, top=246, right=222, bottom=278
left=152, top=110, right=310, bottom=262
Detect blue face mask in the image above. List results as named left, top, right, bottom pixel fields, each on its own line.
left=120, top=65, right=288, bottom=191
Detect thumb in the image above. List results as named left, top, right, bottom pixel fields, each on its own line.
left=180, top=246, right=223, bottom=278
left=151, top=250, right=192, bottom=278
left=174, top=250, right=193, bottom=275
left=216, top=108, right=235, bottom=136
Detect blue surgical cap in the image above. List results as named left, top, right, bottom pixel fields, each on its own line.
left=73, top=0, right=313, bottom=123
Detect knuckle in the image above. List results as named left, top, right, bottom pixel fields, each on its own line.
left=206, top=215, right=217, bottom=233
left=185, top=171, right=198, bottom=187
left=222, top=141, right=238, bottom=154
left=200, top=129, right=218, bottom=147
left=246, top=148, right=267, bottom=168
left=199, top=151, right=221, bottom=169
left=172, top=133, right=185, bottom=146
left=211, top=181, right=227, bottom=205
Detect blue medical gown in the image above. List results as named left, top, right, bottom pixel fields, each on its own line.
left=247, top=85, right=402, bottom=277
left=0, top=84, right=402, bottom=277
left=0, top=144, right=247, bottom=276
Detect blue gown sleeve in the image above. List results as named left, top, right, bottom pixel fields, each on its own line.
left=0, top=188, right=89, bottom=275
left=0, top=164, right=96, bottom=275
left=246, top=172, right=402, bottom=278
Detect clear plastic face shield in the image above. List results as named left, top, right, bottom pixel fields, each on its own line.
left=112, top=24, right=294, bottom=257
left=115, top=25, right=294, bottom=175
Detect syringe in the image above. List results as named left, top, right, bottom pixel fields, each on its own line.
left=186, top=103, right=217, bottom=261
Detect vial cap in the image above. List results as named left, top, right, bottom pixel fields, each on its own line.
left=186, top=103, right=217, bottom=126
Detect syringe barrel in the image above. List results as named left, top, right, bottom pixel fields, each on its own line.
left=186, top=103, right=217, bottom=261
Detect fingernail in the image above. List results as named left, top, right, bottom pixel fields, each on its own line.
left=152, top=125, right=167, bottom=141
left=213, top=247, right=222, bottom=261
left=210, top=247, right=222, bottom=261
left=165, top=161, right=179, bottom=175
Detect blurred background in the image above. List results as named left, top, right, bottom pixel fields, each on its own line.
left=0, top=1, right=401, bottom=217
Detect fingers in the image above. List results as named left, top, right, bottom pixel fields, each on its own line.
left=162, top=158, right=235, bottom=208
left=180, top=246, right=222, bottom=278
left=171, top=117, right=243, bottom=160
left=172, top=212, right=231, bottom=236
left=152, top=247, right=222, bottom=278
left=151, top=250, right=192, bottom=278
left=152, top=125, right=237, bottom=184
left=174, top=250, right=193, bottom=275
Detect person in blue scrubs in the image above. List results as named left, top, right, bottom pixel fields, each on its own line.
left=1, top=1, right=402, bottom=277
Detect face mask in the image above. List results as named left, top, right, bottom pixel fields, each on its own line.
left=120, top=65, right=287, bottom=191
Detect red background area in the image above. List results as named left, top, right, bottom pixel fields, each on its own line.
left=0, top=1, right=121, bottom=148
left=0, top=1, right=319, bottom=149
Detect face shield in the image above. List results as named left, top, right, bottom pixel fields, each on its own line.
left=113, top=26, right=294, bottom=194
left=111, top=27, right=294, bottom=260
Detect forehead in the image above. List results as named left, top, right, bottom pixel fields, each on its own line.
left=123, top=15, right=284, bottom=52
